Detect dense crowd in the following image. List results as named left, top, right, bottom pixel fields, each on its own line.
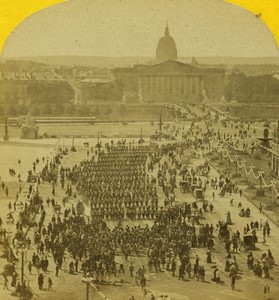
left=75, top=145, right=159, bottom=220
left=1, top=107, right=278, bottom=299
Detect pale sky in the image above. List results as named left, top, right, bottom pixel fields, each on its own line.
left=2, top=0, right=279, bottom=58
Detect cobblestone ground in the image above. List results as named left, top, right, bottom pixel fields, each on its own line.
left=0, top=141, right=279, bottom=300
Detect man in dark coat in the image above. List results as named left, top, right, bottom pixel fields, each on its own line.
left=38, top=273, right=44, bottom=290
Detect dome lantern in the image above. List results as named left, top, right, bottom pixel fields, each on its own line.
left=156, top=22, right=177, bottom=64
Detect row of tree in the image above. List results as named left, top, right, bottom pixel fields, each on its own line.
left=225, top=72, right=279, bottom=103
left=0, top=81, right=75, bottom=105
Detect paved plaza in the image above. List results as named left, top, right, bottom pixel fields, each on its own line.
left=0, top=113, right=279, bottom=300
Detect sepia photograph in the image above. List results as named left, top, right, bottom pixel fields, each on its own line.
left=0, top=0, right=279, bottom=299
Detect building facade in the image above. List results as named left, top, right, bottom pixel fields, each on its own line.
left=113, top=25, right=225, bottom=103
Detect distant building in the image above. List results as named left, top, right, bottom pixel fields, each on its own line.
left=113, top=24, right=225, bottom=103
left=0, top=70, right=61, bottom=81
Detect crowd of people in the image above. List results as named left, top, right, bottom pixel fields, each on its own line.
left=1, top=106, right=278, bottom=299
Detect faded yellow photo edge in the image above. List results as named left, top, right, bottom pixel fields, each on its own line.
left=0, top=0, right=66, bottom=55
left=0, top=0, right=278, bottom=56
left=226, top=0, right=279, bottom=46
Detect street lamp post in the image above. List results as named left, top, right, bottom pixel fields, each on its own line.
left=6, top=228, right=13, bottom=265
left=17, top=242, right=27, bottom=286
left=258, top=170, right=264, bottom=189
left=249, top=165, right=255, bottom=186
left=159, top=108, right=162, bottom=142
left=4, top=115, right=9, bottom=141
left=50, top=151, right=53, bottom=164
left=234, top=154, right=239, bottom=174
left=72, top=135, right=75, bottom=150
left=241, top=159, right=246, bottom=179
left=81, top=277, right=93, bottom=300
left=21, top=249, right=24, bottom=285
left=57, top=137, right=60, bottom=155
left=97, top=131, right=102, bottom=148
left=271, top=180, right=278, bottom=206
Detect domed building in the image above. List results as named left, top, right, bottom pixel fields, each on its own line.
left=113, top=24, right=225, bottom=103
left=156, top=23, right=177, bottom=63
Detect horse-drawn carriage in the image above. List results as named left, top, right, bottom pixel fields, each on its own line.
left=218, top=222, right=230, bottom=242
left=195, top=188, right=204, bottom=200
left=242, top=234, right=256, bottom=251
left=27, top=170, right=37, bottom=183
left=190, top=182, right=197, bottom=194
left=196, top=162, right=210, bottom=176
left=179, top=166, right=190, bottom=177
left=180, top=180, right=190, bottom=193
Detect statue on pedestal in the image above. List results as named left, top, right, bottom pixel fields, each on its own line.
left=21, top=113, right=39, bottom=139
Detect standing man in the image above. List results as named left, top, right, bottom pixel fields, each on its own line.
left=3, top=274, right=9, bottom=290
left=5, top=186, right=9, bottom=197
left=28, top=261, right=32, bottom=275
left=38, top=273, right=44, bottom=290
left=264, top=284, right=270, bottom=299
left=55, top=264, right=59, bottom=277
left=75, top=259, right=79, bottom=272
left=48, top=277, right=53, bottom=291
left=129, top=262, right=134, bottom=277
left=171, top=259, right=176, bottom=277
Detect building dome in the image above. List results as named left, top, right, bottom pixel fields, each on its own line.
left=156, top=23, right=177, bottom=63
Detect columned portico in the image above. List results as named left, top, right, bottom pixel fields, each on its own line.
left=138, top=61, right=205, bottom=102
left=115, top=60, right=225, bottom=103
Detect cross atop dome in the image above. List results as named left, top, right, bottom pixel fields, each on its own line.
left=165, top=20, right=169, bottom=36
